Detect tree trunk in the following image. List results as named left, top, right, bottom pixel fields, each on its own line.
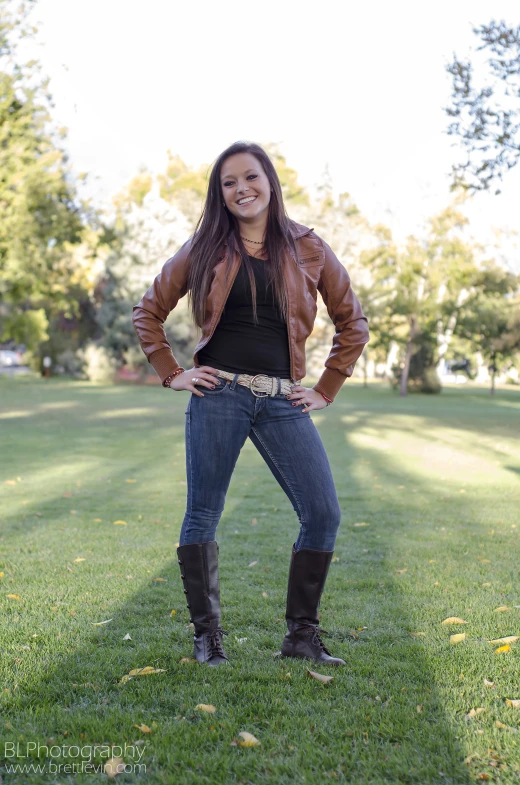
left=490, top=354, right=496, bottom=396
left=436, top=288, right=468, bottom=375
left=400, top=316, right=416, bottom=397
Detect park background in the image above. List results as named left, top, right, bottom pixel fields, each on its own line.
left=1, top=1, right=520, bottom=784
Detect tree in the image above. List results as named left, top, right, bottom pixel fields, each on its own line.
left=363, top=206, right=482, bottom=395
left=0, top=0, right=100, bottom=358
left=454, top=264, right=520, bottom=393
left=446, top=20, right=520, bottom=194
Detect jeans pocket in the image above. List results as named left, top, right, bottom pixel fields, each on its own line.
left=193, top=380, right=228, bottom=396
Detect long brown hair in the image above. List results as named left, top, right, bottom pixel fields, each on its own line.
left=186, top=141, right=298, bottom=328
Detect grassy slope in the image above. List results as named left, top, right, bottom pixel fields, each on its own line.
left=0, top=377, right=519, bottom=785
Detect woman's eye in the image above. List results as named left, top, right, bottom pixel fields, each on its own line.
left=247, top=174, right=257, bottom=180
left=224, top=181, right=233, bottom=187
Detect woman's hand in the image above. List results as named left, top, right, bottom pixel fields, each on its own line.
left=169, top=366, right=221, bottom=397
left=285, top=385, right=329, bottom=413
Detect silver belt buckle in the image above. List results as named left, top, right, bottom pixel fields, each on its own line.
left=250, top=373, right=270, bottom=397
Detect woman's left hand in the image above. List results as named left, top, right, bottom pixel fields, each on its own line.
left=286, top=385, right=329, bottom=413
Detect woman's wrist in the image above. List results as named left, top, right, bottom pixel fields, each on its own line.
left=318, top=391, right=333, bottom=406
left=162, top=368, right=186, bottom=388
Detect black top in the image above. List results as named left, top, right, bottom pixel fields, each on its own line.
left=197, top=256, right=291, bottom=377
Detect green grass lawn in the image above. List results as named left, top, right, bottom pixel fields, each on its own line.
left=1, top=376, right=519, bottom=785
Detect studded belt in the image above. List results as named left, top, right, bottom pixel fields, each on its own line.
left=214, top=369, right=298, bottom=398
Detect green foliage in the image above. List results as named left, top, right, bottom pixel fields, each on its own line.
left=446, top=20, right=520, bottom=193
left=358, top=202, right=517, bottom=394
left=0, top=0, right=103, bottom=354
left=455, top=266, right=520, bottom=391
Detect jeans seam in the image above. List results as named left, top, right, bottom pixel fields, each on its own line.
left=183, top=402, right=193, bottom=542
left=250, top=425, right=306, bottom=529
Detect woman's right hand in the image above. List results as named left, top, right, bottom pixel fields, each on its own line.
left=169, top=366, right=222, bottom=397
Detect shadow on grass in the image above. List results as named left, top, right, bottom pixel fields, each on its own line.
left=2, top=379, right=518, bottom=783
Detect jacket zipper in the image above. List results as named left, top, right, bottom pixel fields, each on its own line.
left=284, top=258, right=296, bottom=383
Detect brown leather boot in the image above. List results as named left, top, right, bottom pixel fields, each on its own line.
left=280, top=546, right=346, bottom=666
left=177, top=541, right=229, bottom=666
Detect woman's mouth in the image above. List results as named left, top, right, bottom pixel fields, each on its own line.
left=236, top=196, right=257, bottom=207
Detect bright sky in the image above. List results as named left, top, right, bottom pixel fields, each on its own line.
left=24, top=0, right=520, bottom=264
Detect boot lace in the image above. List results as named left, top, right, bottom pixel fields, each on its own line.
left=207, top=626, right=228, bottom=659
left=311, top=626, right=332, bottom=656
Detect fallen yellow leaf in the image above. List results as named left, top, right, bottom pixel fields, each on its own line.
left=410, top=632, right=426, bottom=637
left=262, top=591, right=268, bottom=598
left=505, top=699, right=520, bottom=708
left=134, top=723, right=152, bottom=733
left=195, top=704, right=216, bottom=714
left=307, top=669, right=334, bottom=684
left=495, top=720, right=518, bottom=732
left=5, top=480, right=16, bottom=485
left=450, top=633, right=466, bottom=644
left=113, top=520, right=127, bottom=525
left=395, top=568, right=407, bottom=574
left=494, top=606, right=511, bottom=612
left=73, top=558, right=86, bottom=563
left=104, top=757, right=125, bottom=778
left=0, top=572, right=4, bottom=578
left=483, top=679, right=495, bottom=687
left=488, top=636, right=519, bottom=645
left=465, top=708, right=485, bottom=720
left=170, top=610, right=177, bottom=616
left=495, top=645, right=511, bottom=654
left=93, top=518, right=102, bottom=522
left=153, top=577, right=166, bottom=582
left=6, top=594, right=21, bottom=600
left=128, top=666, right=167, bottom=676
left=126, top=479, right=137, bottom=483
left=238, top=731, right=261, bottom=747
left=442, top=617, right=467, bottom=625
left=353, top=522, right=369, bottom=527
left=179, top=657, right=197, bottom=663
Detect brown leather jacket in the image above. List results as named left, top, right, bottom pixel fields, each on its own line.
left=132, top=221, right=369, bottom=401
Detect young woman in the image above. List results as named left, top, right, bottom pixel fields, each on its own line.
left=132, top=141, right=369, bottom=667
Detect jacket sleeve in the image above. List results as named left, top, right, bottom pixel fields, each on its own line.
left=313, top=239, right=369, bottom=401
left=131, top=239, right=192, bottom=382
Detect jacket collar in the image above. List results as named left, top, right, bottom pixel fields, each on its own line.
left=288, top=220, right=314, bottom=239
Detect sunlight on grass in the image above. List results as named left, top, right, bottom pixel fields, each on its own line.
left=1, top=380, right=519, bottom=784
left=38, top=401, right=80, bottom=411
left=89, top=407, right=160, bottom=419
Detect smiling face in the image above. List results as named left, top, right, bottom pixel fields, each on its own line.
left=220, top=152, right=271, bottom=228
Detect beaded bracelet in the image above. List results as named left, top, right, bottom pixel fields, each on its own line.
left=162, top=367, right=186, bottom=388
left=318, top=392, right=333, bottom=406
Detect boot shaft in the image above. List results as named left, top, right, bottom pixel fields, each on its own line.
left=285, top=546, right=333, bottom=626
left=177, top=541, right=221, bottom=634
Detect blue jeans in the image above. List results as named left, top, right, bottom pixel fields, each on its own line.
left=179, top=373, right=341, bottom=551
